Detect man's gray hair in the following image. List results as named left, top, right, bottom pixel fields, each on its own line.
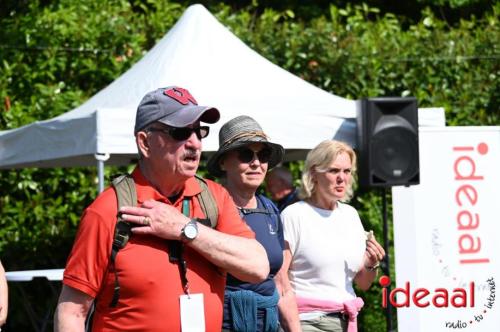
left=267, top=166, right=293, bottom=187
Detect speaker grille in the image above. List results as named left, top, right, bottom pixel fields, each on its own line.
left=356, top=97, right=420, bottom=188
left=370, top=127, right=419, bottom=185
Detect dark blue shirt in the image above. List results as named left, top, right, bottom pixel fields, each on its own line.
left=222, top=195, right=285, bottom=330
left=276, top=188, right=300, bottom=212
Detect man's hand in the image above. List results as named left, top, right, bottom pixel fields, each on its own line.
left=119, top=200, right=190, bottom=240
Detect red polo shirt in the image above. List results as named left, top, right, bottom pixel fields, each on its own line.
left=63, top=167, right=255, bottom=331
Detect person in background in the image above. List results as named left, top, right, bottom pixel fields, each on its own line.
left=0, top=260, right=8, bottom=328
left=276, top=140, right=385, bottom=332
left=266, top=166, right=300, bottom=212
left=207, top=115, right=285, bottom=332
left=54, top=86, right=269, bottom=332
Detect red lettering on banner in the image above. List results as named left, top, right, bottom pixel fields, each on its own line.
left=432, top=289, right=449, bottom=307
left=391, top=282, right=411, bottom=308
left=412, top=289, right=430, bottom=307
left=380, top=275, right=390, bottom=307
left=380, top=277, right=476, bottom=308
left=459, top=234, right=482, bottom=255
left=460, top=258, right=490, bottom=264
left=457, top=211, right=479, bottom=230
left=453, top=143, right=490, bottom=265
left=164, top=87, right=198, bottom=105
left=455, top=184, right=478, bottom=206
left=450, top=288, right=467, bottom=307
left=453, top=146, right=474, bottom=151
left=454, top=156, right=484, bottom=181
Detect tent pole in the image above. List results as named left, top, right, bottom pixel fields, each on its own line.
left=97, top=159, right=105, bottom=193
left=95, top=153, right=110, bottom=193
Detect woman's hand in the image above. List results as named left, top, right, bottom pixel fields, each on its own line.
left=364, top=231, right=385, bottom=270
left=355, top=232, right=386, bottom=290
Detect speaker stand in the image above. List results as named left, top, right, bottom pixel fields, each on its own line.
left=381, top=187, right=395, bottom=332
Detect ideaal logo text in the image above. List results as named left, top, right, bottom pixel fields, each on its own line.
left=379, top=139, right=496, bottom=329
left=452, top=143, right=490, bottom=265
left=380, top=276, right=475, bottom=309
left=379, top=276, right=495, bottom=329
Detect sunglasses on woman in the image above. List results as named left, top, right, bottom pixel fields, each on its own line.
left=148, top=126, right=210, bottom=141
left=236, top=147, right=272, bottom=163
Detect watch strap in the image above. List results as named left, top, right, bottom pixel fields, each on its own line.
left=181, top=219, right=198, bottom=241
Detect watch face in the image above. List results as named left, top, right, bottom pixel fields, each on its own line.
left=184, top=224, right=198, bottom=239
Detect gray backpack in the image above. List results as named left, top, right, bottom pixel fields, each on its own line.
left=108, top=174, right=219, bottom=306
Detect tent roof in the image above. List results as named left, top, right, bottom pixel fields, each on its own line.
left=0, top=4, right=356, bottom=169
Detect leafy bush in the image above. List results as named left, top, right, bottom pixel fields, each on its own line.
left=0, top=1, right=498, bottom=330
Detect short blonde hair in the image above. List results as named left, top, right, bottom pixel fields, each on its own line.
left=299, top=140, right=357, bottom=201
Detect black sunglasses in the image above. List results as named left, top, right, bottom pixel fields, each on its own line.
left=148, top=126, right=209, bottom=141
left=236, top=147, right=272, bottom=163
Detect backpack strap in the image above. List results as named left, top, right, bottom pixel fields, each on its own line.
left=168, top=176, right=219, bottom=265
left=109, top=174, right=137, bottom=307
left=106, top=175, right=217, bottom=308
left=257, top=194, right=280, bottom=216
left=257, top=194, right=280, bottom=235
left=194, top=175, right=218, bottom=228
left=113, top=174, right=137, bottom=211
left=239, top=195, right=278, bottom=217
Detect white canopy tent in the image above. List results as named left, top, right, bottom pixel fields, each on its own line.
left=0, top=4, right=358, bottom=190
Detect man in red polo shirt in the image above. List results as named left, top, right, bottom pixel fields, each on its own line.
left=54, top=86, right=269, bottom=331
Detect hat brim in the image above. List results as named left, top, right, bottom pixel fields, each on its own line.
left=157, top=106, right=220, bottom=128
left=207, top=140, right=284, bottom=177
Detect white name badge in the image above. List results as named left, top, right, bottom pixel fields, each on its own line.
left=180, top=293, right=205, bottom=332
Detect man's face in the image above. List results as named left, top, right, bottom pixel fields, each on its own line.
left=266, top=175, right=286, bottom=201
left=143, top=122, right=204, bottom=181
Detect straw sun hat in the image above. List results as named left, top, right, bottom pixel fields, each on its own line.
left=207, top=115, right=284, bottom=177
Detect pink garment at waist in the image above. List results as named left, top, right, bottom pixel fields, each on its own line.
left=296, top=296, right=364, bottom=332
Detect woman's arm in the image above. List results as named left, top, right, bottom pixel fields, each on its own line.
left=275, top=246, right=301, bottom=332
left=0, top=261, right=8, bottom=326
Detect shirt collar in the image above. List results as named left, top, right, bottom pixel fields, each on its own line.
left=131, top=166, right=202, bottom=204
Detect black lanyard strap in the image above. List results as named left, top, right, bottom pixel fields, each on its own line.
left=168, top=198, right=191, bottom=294
left=238, top=207, right=269, bottom=215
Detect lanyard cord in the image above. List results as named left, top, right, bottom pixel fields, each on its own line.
left=168, top=199, right=191, bottom=295
left=180, top=199, right=190, bottom=295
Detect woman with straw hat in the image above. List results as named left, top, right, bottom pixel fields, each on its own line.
left=208, top=115, right=287, bottom=332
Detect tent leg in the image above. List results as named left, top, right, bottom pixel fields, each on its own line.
left=97, top=159, right=105, bottom=193
left=95, top=153, right=110, bottom=193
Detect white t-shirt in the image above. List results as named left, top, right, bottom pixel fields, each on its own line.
left=281, top=200, right=366, bottom=320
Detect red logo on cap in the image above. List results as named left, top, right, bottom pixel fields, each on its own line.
left=164, top=87, right=198, bottom=105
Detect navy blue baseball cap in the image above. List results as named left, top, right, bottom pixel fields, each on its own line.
left=134, top=86, right=220, bottom=133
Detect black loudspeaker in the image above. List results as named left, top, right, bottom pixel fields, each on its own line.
left=356, top=97, right=420, bottom=188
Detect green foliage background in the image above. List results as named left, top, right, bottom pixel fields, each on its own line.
left=0, top=0, right=498, bottom=330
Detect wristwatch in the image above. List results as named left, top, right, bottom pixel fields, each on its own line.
left=365, top=262, right=380, bottom=272
left=181, top=219, right=199, bottom=241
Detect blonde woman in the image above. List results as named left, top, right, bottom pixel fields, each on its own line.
left=276, top=140, right=385, bottom=332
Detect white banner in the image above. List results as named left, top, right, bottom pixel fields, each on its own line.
left=392, top=126, right=500, bottom=332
